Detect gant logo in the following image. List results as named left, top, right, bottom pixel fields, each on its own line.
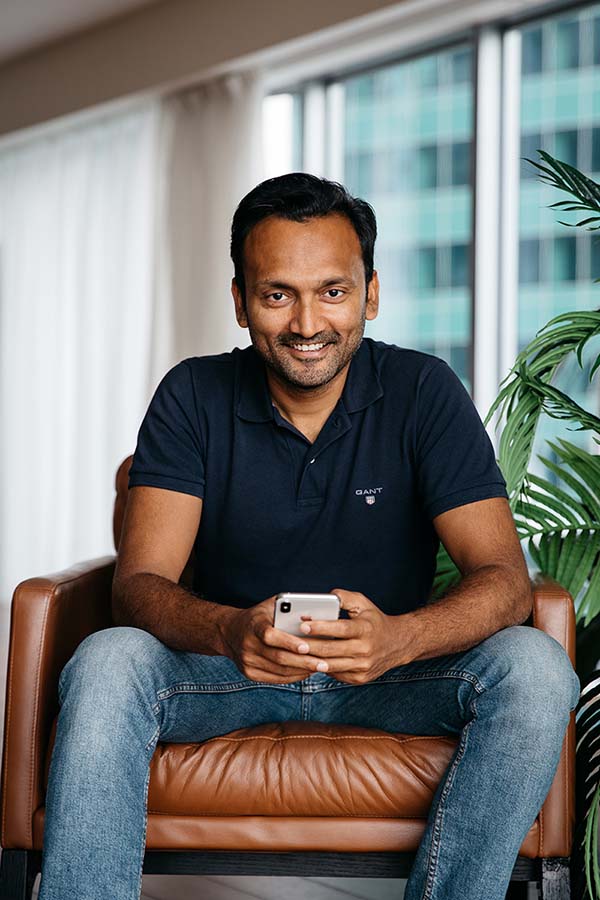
left=355, top=487, right=383, bottom=506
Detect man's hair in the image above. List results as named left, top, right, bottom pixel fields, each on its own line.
left=230, top=172, right=377, bottom=304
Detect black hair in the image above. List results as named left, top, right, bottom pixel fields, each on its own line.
left=230, top=172, right=377, bottom=304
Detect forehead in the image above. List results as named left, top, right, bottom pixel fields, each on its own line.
left=243, top=213, right=362, bottom=279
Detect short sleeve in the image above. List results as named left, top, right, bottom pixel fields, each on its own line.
left=128, top=360, right=205, bottom=498
left=415, top=359, right=508, bottom=520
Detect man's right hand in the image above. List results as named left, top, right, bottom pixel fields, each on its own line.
left=221, top=595, right=328, bottom=684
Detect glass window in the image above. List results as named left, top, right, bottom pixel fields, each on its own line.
left=591, top=235, right=600, bottom=281
left=419, top=145, right=438, bottom=189
left=594, top=16, right=600, bottom=66
left=451, top=141, right=470, bottom=186
left=522, top=26, right=543, bottom=75
left=592, top=127, right=600, bottom=173
left=417, top=246, right=437, bottom=291
left=450, top=243, right=469, bottom=287
left=518, top=4, right=600, bottom=496
left=521, top=131, right=543, bottom=180
left=340, top=44, right=475, bottom=388
left=554, top=129, right=578, bottom=167
left=552, top=236, right=577, bottom=281
left=519, top=238, right=540, bottom=283
left=556, top=19, right=580, bottom=70
left=450, top=48, right=472, bottom=84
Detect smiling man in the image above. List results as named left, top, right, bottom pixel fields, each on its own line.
left=38, top=173, right=581, bottom=900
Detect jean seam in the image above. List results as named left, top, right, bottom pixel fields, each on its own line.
left=136, top=733, right=159, bottom=898
left=420, top=692, right=480, bottom=900
left=155, top=682, right=300, bottom=700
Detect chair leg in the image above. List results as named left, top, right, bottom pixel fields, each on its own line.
left=540, top=858, right=571, bottom=900
left=0, top=850, right=39, bottom=900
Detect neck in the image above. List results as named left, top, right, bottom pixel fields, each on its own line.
left=266, top=363, right=350, bottom=423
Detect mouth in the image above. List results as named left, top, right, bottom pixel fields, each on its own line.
left=285, top=341, right=333, bottom=359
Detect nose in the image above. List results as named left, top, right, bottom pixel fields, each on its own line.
left=289, top=297, right=325, bottom=339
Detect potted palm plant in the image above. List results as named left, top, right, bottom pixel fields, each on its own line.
left=431, top=149, right=600, bottom=899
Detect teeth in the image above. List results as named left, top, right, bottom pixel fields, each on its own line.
left=291, top=343, right=327, bottom=351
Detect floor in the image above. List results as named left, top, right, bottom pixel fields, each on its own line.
left=29, top=873, right=406, bottom=899
left=28, top=871, right=542, bottom=898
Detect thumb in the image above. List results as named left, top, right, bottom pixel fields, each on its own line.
left=331, top=588, right=368, bottom=617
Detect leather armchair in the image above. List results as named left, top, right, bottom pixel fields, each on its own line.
left=0, top=455, right=577, bottom=899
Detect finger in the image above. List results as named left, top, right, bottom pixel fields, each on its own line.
left=298, top=620, right=357, bottom=638
left=262, top=624, right=340, bottom=652
left=265, top=647, right=333, bottom=672
left=294, top=639, right=364, bottom=659
left=309, top=656, right=365, bottom=674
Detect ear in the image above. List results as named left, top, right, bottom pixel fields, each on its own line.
left=366, top=270, right=379, bottom=321
left=231, top=278, right=248, bottom=328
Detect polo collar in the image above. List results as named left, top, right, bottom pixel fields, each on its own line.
left=236, top=338, right=383, bottom=423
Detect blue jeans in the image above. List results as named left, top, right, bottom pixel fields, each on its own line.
left=38, top=623, right=581, bottom=900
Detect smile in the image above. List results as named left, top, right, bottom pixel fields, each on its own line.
left=287, top=342, right=331, bottom=355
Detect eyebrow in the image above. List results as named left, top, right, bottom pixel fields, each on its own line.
left=254, top=276, right=357, bottom=290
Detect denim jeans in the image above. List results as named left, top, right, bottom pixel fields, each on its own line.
left=38, top=623, right=581, bottom=900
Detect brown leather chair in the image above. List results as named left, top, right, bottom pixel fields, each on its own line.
left=0, top=455, right=577, bottom=900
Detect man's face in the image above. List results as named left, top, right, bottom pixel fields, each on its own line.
left=231, top=213, right=379, bottom=391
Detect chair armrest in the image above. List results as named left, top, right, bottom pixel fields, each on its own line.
left=525, top=573, right=577, bottom=857
left=527, top=573, right=576, bottom=667
left=1, top=556, right=115, bottom=849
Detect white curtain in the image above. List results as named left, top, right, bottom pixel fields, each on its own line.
left=0, top=101, right=162, bottom=600
left=0, top=68, right=266, bottom=747
left=153, top=69, right=266, bottom=382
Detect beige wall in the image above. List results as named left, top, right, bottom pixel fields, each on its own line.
left=0, top=0, right=406, bottom=137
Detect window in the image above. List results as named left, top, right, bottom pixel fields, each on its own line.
left=517, top=3, right=600, bottom=490
left=262, top=1, right=600, bottom=419
left=336, top=45, right=475, bottom=388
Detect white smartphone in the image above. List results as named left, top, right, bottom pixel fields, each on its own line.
left=273, top=592, right=341, bottom=637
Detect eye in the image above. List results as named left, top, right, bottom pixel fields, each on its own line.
left=325, top=289, right=345, bottom=299
left=267, top=292, right=287, bottom=302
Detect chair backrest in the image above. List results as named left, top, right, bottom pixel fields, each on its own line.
left=114, top=455, right=196, bottom=588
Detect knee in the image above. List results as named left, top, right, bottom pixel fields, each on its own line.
left=58, top=626, right=165, bottom=705
left=493, top=625, right=580, bottom=714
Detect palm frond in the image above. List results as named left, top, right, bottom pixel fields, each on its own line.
left=484, top=311, right=600, bottom=503
left=516, top=365, right=600, bottom=437
left=523, top=151, right=600, bottom=209
left=515, top=439, right=600, bottom=624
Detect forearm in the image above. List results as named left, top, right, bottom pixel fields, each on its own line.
left=398, top=564, right=532, bottom=664
left=112, top=572, right=239, bottom=656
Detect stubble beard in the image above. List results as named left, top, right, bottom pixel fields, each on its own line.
left=248, top=308, right=367, bottom=391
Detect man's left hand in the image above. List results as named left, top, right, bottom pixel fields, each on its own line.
left=290, top=588, right=413, bottom=684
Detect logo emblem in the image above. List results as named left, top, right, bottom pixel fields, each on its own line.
left=365, top=495, right=376, bottom=505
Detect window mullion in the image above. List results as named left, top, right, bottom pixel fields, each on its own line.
left=499, top=28, right=522, bottom=388
left=303, top=81, right=327, bottom=176
left=473, top=25, right=502, bottom=432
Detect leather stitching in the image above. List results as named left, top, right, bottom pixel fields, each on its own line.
left=192, top=734, right=450, bottom=747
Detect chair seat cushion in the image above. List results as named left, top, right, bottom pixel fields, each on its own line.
left=45, top=718, right=457, bottom=817
left=39, top=717, right=541, bottom=855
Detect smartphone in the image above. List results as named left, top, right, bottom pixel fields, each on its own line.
left=273, top=592, right=340, bottom=637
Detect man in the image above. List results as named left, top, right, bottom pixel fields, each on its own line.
left=39, top=173, right=580, bottom=900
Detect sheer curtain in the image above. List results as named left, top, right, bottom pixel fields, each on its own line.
left=153, top=69, right=266, bottom=381
left=0, top=69, right=266, bottom=746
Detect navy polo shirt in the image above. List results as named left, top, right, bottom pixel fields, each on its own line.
left=128, top=338, right=508, bottom=616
